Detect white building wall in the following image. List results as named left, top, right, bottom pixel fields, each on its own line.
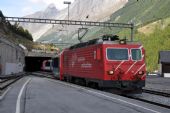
left=0, top=37, right=25, bottom=76
left=164, top=73, right=170, bottom=78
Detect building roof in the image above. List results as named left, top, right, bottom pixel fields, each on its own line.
left=159, top=51, right=170, bottom=63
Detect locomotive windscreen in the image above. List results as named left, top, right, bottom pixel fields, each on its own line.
left=131, top=49, right=142, bottom=61
left=107, top=48, right=128, bottom=60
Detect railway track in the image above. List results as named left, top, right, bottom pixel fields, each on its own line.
left=31, top=72, right=54, bottom=79
left=142, top=89, right=170, bottom=97
left=104, top=89, right=170, bottom=109
left=0, top=74, right=25, bottom=91
left=104, top=88, right=170, bottom=109
left=123, top=93, right=170, bottom=109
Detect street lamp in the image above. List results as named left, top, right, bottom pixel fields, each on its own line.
left=63, top=1, right=71, bottom=22
left=64, top=1, right=71, bottom=42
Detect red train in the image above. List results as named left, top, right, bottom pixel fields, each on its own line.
left=41, top=60, right=52, bottom=72
left=59, top=35, right=146, bottom=90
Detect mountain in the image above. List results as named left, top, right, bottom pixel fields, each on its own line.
left=21, top=0, right=128, bottom=41
left=20, top=0, right=170, bottom=43
left=110, top=0, right=170, bottom=25
left=38, top=0, right=170, bottom=43
left=63, top=0, right=128, bottom=21
left=80, top=0, right=170, bottom=41
left=20, top=3, right=59, bottom=41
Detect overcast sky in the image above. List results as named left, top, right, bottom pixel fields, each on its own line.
left=0, top=0, right=75, bottom=17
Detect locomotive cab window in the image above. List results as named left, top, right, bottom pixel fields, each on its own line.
left=131, top=49, right=142, bottom=61
left=107, top=48, right=128, bottom=60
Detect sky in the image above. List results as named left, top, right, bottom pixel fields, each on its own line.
left=0, top=0, right=75, bottom=17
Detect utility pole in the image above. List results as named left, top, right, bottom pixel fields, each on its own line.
left=63, top=1, right=71, bottom=43
left=64, top=1, right=71, bottom=22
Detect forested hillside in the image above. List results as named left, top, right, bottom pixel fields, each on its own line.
left=0, top=10, right=33, bottom=41
left=136, top=24, right=170, bottom=72
left=0, top=11, right=58, bottom=51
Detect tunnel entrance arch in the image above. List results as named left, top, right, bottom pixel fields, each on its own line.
left=25, top=56, right=51, bottom=72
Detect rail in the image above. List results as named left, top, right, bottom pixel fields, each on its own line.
left=31, top=72, right=54, bottom=79
left=0, top=74, right=25, bottom=90
left=143, top=89, right=170, bottom=97
left=104, top=89, right=170, bottom=109
left=123, top=94, right=170, bottom=109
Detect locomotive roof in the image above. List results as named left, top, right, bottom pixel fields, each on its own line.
left=69, top=35, right=141, bottom=50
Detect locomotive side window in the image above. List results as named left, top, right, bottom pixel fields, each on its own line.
left=131, top=49, right=142, bottom=60
left=107, top=48, right=128, bottom=60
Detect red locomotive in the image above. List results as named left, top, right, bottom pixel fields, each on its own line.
left=59, top=35, right=146, bottom=90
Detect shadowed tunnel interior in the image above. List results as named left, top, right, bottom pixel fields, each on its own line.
left=25, top=57, right=51, bottom=72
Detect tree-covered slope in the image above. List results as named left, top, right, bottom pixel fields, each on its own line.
left=135, top=25, right=170, bottom=72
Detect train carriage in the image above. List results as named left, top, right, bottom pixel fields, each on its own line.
left=52, top=57, right=60, bottom=78
left=41, top=60, right=52, bottom=72
left=59, top=35, right=146, bottom=90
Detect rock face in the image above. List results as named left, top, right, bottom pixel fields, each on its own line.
left=21, top=0, right=128, bottom=41
left=21, top=3, right=59, bottom=41
left=69, top=0, right=128, bottom=21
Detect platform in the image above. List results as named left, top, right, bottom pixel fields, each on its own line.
left=0, top=76, right=169, bottom=113
left=145, top=76, right=170, bottom=93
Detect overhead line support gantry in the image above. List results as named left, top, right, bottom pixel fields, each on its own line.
left=1, top=16, right=134, bottom=41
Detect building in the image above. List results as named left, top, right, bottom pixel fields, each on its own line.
left=0, top=37, right=25, bottom=76
left=159, top=51, right=170, bottom=77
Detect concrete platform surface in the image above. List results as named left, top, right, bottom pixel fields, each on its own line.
left=0, top=76, right=169, bottom=113
left=145, top=76, right=170, bottom=93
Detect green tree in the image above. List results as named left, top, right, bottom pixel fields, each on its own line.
left=0, top=10, right=5, bottom=22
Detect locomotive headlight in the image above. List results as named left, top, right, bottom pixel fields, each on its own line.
left=138, top=71, right=144, bottom=75
left=108, top=70, right=114, bottom=75
left=119, top=40, right=126, bottom=44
